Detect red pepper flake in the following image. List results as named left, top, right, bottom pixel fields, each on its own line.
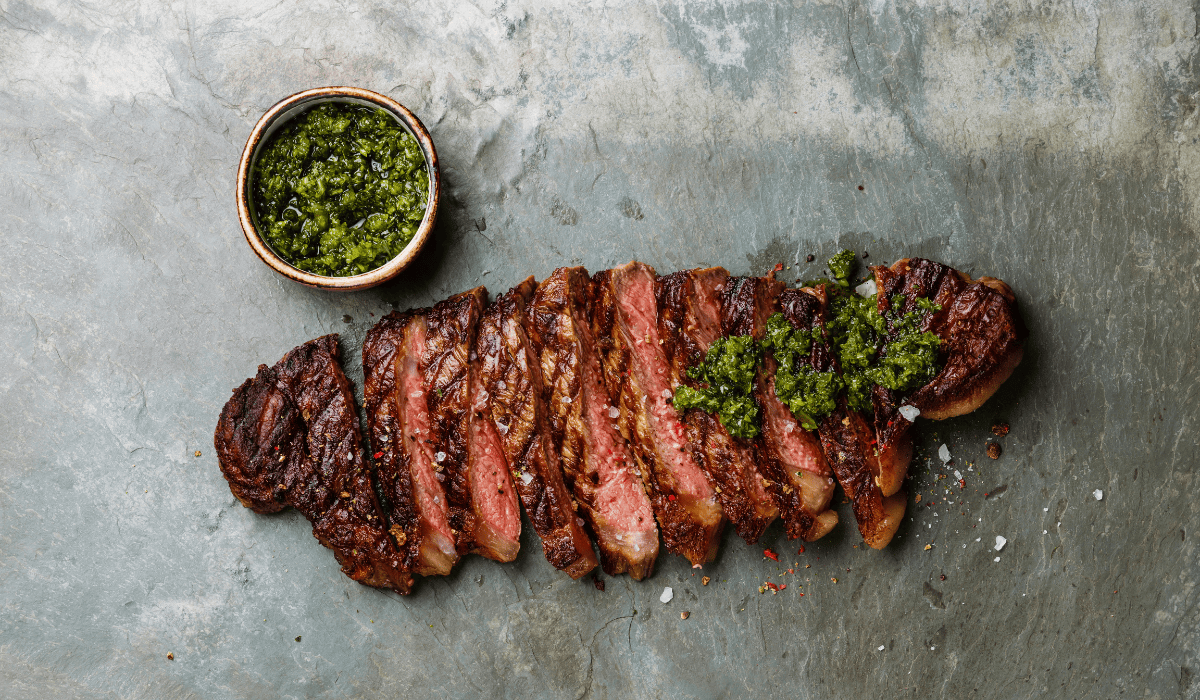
left=764, top=549, right=779, bottom=561
left=668, top=494, right=676, bottom=501
left=788, top=569, right=794, bottom=574
left=798, top=546, right=805, bottom=554
left=765, top=582, right=780, bottom=592
left=773, top=262, right=783, bottom=273
left=373, top=452, right=383, bottom=459
left=799, top=592, right=804, bottom=596
left=274, top=446, right=280, bottom=451
left=958, top=479, right=966, bottom=488
left=779, top=584, right=787, bottom=591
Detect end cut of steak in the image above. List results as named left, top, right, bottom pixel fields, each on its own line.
left=363, top=311, right=459, bottom=577
left=477, top=277, right=598, bottom=579
left=659, top=269, right=778, bottom=544
left=777, top=288, right=905, bottom=549
left=527, top=267, right=659, bottom=580
left=214, top=335, right=414, bottom=594
left=423, top=288, right=521, bottom=562
left=751, top=286, right=839, bottom=541
left=592, top=263, right=724, bottom=567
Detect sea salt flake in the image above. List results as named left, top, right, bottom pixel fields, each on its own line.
left=993, top=556, right=1000, bottom=562
left=519, top=472, right=533, bottom=485
left=608, top=406, right=620, bottom=419
left=435, top=451, right=446, bottom=463
left=938, top=444, right=951, bottom=463
left=1093, top=489, right=1104, bottom=501
left=661, top=389, right=673, bottom=399
left=660, top=587, right=674, bottom=603
left=878, top=645, right=885, bottom=651
left=898, top=405, right=920, bottom=422
left=855, top=279, right=878, bottom=298
left=953, top=470, right=962, bottom=481
left=994, top=535, right=1007, bottom=551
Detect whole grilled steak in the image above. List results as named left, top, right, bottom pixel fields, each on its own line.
left=592, top=263, right=724, bottom=567
left=214, top=335, right=414, bottom=594
left=659, top=269, right=778, bottom=544
left=776, top=288, right=905, bottom=549
left=738, top=282, right=838, bottom=542
left=527, top=267, right=659, bottom=580
left=363, top=311, right=459, bottom=577
left=477, top=278, right=598, bottom=579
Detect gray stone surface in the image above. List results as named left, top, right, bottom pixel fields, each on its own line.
left=2, top=1, right=1198, bottom=697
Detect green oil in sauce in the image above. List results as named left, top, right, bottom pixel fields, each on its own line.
left=251, top=102, right=430, bottom=277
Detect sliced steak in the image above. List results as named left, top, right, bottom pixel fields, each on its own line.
left=477, top=277, right=598, bottom=579
left=777, top=288, right=904, bottom=549
left=424, top=288, right=520, bottom=562
left=592, top=263, right=724, bottom=567
left=754, top=287, right=838, bottom=541
left=363, top=311, right=459, bottom=577
left=527, top=267, right=659, bottom=580
left=873, top=258, right=1027, bottom=420
left=659, top=269, right=778, bottom=544
left=214, top=335, right=414, bottom=594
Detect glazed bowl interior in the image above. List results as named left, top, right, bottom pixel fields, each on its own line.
left=237, top=87, right=439, bottom=291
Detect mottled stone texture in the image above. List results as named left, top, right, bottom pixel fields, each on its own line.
left=1, top=1, right=1198, bottom=698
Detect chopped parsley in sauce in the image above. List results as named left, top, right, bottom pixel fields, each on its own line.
left=251, top=102, right=429, bottom=277
left=672, top=335, right=762, bottom=439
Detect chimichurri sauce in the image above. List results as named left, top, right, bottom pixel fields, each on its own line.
left=676, top=250, right=944, bottom=436
left=251, top=102, right=430, bottom=277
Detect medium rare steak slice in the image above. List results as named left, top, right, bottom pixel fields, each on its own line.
left=214, top=335, right=414, bottom=594
left=424, top=288, right=521, bottom=562
left=776, top=288, right=904, bottom=549
left=527, top=268, right=659, bottom=579
left=747, top=285, right=838, bottom=541
left=477, top=278, right=598, bottom=579
left=592, top=263, right=724, bottom=567
left=659, top=269, right=778, bottom=544
left=363, top=311, right=459, bottom=577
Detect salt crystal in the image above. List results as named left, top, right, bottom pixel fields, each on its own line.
left=660, top=587, right=674, bottom=603
left=497, top=422, right=509, bottom=435
left=1043, top=530, right=1047, bottom=534
left=435, top=451, right=446, bottom=463
left=661, top=389, right=673, bottom=399
left=975, top=538, right=980, bottom=542
left=1093, top=489, right=1104, bottom=501
left=608, top=406, right=620, bottom=419
left=898, top=405, right=920, bottom=422
left=563, top=395, right=572, bottom=404
left=994, top=535, right=1006, bottom=551
left=953, top=470, right=962, bottom=481
left=878, top=645, right=885, bottom=651
left=519, top=472, right=533, bottom=485
left=855, top=278, right=878, bottom=298
left=993, top=556, right=1000, bottom=562
left=938, top=444, right=951, bottom=463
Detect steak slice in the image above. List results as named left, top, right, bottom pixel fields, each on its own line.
left=477, top=277, right=598, bottom=579
left=592, top=263, right=724, bottom=567
left=873, top=258, right=1027, bottom=420
left=527, top=268, right=659, bottom=580
left=424, top=288, right=520, bottom=562
left=777, top=288, right=905, bottom=549
left=659, top=269, right=778, bottom=544
left=363, top=311, right=459, bottom=577
left=214, top=335, right=414, bottom=594
left=751, top=286, right=839, bottom=541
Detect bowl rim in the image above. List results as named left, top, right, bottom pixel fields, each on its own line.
left=235, top=86, right=440, bottom=291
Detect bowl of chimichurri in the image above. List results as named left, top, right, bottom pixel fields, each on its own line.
left=236, top=86, right=441, bottom=290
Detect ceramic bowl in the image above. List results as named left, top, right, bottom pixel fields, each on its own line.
left=235, top=86, right=440, bottom=291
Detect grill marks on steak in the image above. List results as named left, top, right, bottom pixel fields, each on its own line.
left=363, top=311, right=459, bottom=577
left=753, top=287, right=839, bottom=541
left=423, top=288, right=520, bottom=562
left=873, top=258, right=1027, bottom=421
left=592, top=263, right=724, bottom=567
left=659, top=269, right=779, bottom=544
left=214, top=335, right=414, bottom=594
left=527, top=268, right=659, bottom=580
left=477, top=278, right=599, bottom=579
left=776, top=288, right=905, bottom=549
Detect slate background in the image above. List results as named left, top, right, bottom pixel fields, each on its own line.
left=2, top=1, right=1198, bottom=698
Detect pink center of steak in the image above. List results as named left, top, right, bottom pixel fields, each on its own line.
left=398, top=320, right=456, bottom=563
left=469, top=371, right=521, bottom=544
left=613, top=266, right=714, bottom=502
left=761, top=368, right=829, bottom=478
left=580, top=331, right=655, bottom=537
